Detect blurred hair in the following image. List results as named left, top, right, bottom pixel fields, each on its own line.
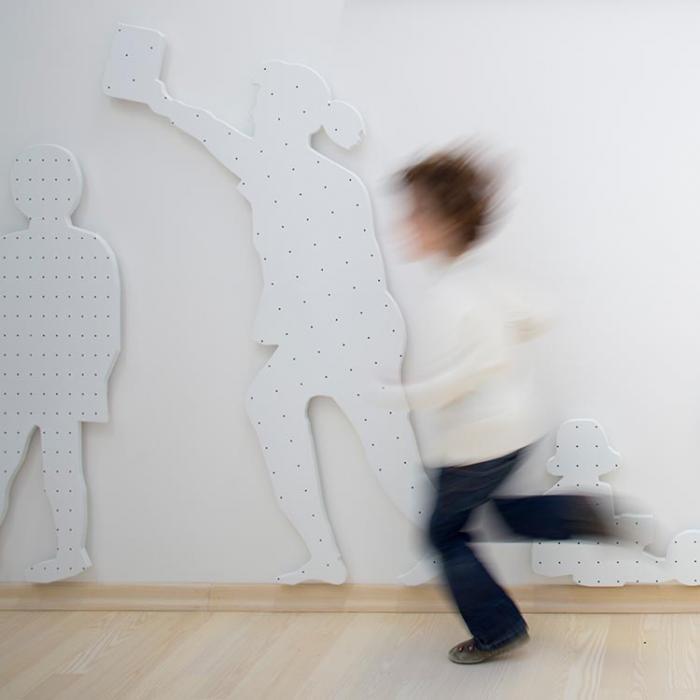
left=399, top=145, right=500, bottom=256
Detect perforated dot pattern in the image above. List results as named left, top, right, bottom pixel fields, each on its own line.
left=532, top=419, right=700, bottom=586
left=103, top=26, right=436, bottom=586
left=0, top=145, right=120, bottom=583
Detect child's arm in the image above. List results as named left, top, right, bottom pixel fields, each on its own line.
left=499, top=281, right=556, bottom=343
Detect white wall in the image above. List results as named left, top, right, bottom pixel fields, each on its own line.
left=2, top=0, right=700, bottom=584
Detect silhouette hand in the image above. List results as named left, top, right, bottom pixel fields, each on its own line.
left=103, top=25, right=167, bottom=106
left=367, top=380, right=406, bottom=407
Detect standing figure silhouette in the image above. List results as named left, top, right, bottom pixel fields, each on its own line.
left=104, top=25, right=436, bottom=584
left=0, top=145, right=120, bottom=582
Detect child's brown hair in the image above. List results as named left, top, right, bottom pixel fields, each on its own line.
left=400, top=146, right=499, bottom=256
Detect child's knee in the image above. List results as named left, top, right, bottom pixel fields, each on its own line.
left=428, top=511, right=453, bottom=552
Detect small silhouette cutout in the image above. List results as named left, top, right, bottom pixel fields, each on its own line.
left=533, top=419, right=700, bottom=586
left=0, top=145, right=120, bottom=582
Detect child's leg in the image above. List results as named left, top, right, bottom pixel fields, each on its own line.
left=493, top=494, right=611, bottom=540
left=429, top=452, right=528, bottom=650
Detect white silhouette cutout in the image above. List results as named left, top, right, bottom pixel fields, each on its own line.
left=0, top=145, right=120, bottom=582
left=103, top=24, right=437, bottom=585
left=532, top=419, right=700, bottom=586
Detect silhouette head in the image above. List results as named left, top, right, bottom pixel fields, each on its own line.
left=252, top=60, right=364, bottom=149
left=547, top=419, right=620, bottom=480
left=10, top=145, right=83, bottom=223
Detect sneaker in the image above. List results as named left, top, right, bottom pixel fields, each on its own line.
left=448, top=631, right=530, bottom=664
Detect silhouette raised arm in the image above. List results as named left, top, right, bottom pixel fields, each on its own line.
left=103, top=24, right=253, bottom=176
left=151, top=82, right=253, bottom=175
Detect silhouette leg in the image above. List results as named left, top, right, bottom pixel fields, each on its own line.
left=0, top=422, right=35, bottom=526
left=247, top=355, right=346, bottom=584
left=26, top=421, right=90, bottom=582
left=336, top=390, right=439, bottom=585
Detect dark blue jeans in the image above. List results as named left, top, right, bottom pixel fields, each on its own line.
left=428, top=447, right=606, bottom=651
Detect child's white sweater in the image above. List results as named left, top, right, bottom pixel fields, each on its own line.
left=396, top=249, right=551, bottom=468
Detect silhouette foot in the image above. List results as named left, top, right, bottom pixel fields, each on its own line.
left=276, top=558, right=348, bottom=585
left=25, top=548, right=91, bottom=583
left=398, top=555, right=440, bottom=586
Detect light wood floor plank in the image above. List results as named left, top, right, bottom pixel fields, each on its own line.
left=0, top=612, right=114, bottom=698
left=2, top=610, right=699, bottom=699
left=52, top=612, right=215, bottom=700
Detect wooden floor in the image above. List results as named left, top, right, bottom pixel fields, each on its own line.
left=1, top=611, right=699, bottom=699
